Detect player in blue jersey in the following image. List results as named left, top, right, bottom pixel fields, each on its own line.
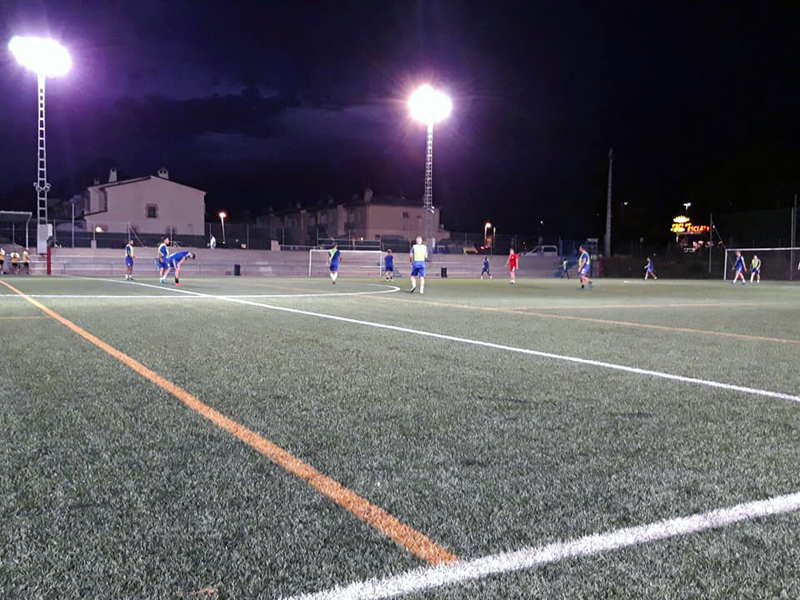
left=578, top=245, right=593, bottom=290
left=384, top=249, right=394, bottom=281
left=124, top=240, right=135, bottom=281
left=481, top=256, right=492, bottom=279
left=644, top=256, right=657, bottom=280
left=163, top=250, right=196, bottom=285
left=156, top=237, right=170, bottom=283
left=409, top=236, right=427, bottom=294
left=327, top=243, right=340, bottom=284
left=749, top=255, right=761, bottom=283
left=732, top=251, right=747, bottom=285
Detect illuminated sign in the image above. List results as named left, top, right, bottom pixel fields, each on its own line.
left=670, top=216, right=710, bottom=234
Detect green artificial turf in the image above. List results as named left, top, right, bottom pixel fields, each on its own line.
left=1, top=275, right=799, bottom=598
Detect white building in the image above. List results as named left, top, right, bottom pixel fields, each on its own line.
left=84, top=168, right=205, bottom=236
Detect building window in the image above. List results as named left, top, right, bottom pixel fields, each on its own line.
left=402, top=212, right=410, bottom=219
left=146, top=204, right=158, bottom=219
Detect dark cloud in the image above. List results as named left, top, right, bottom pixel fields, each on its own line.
left=1, top=0, right=799, bottom=237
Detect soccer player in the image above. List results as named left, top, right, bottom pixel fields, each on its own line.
left=163, top=250, right=196, bottom=285
left=327, top=242, right=341, bottom=284
left=22, top=249, right=30, bottom=274
left=409, top=236, right=427, bottom=294
left=644, top=256, right=657, bottom=280
left=750, top=254, right=761, bottom=283
left=383, top=249, right=395, bottom=281
left=560, top=258, right=570, bottom=279
left=732, top=250, right=747, bottom=284
left=578, top=245, right=593, bottom=290
left=505, top=248, right=518, bottom=284
left=157, top=237, right=170, bottom=283
left=1, top=246, right=6, bottom=275
left=10, top=250, right=19, bottom=274
left=124, top=240, right=135, bottom=280
left=481, top=256, right=492, bottom=279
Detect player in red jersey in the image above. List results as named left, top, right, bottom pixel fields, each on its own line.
left=505, top=248, right=518, bottom=284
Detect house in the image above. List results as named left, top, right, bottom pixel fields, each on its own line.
left=257, top=189, right=447, bottom=247
left=83, top=168, right=206, bottom=236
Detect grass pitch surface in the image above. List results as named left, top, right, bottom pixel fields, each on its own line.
left=1, top=275, right=799, bottom=599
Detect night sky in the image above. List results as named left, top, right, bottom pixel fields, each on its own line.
left=1, top=1, right=798, bottom=243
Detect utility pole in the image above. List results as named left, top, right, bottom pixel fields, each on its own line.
left=708, top=213, right=713, bottom=275
left=604, top=148, right=613, bottom=256
left=791, top=194, right=797, bottom=281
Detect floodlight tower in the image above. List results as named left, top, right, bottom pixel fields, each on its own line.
left=409, top=84, right=452, bottom=248
left=8, top=36, right=72, bottom=253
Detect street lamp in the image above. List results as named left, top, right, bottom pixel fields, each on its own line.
left=409, top=84, right=452, bottom=249
left=484, top=222, right=492, bottom=246
left=683, top=202, right=692, bottom=214
left=218, top=211, right=227, bottom=245
left=9, top=36, right=72, bottom=254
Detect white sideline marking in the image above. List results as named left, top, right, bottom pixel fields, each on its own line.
left=122, top=280, right=800, bottom=405
left=284, top=490, right=800, bottom=599
left=2, top=290, right=400, bottom=300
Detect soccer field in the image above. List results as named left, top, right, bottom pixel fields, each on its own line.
left=2, top=275, right=800, bottom=599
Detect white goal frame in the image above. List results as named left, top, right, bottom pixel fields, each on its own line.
left=723, top=246, right=800, bottom=280
left=308, top=248, right=384, bottom=278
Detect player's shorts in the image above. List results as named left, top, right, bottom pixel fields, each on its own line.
left=411, top=261, right=425, bottom=277
left=481, top=267, right=490, bottom=273
left=752, top=268, right=760, bottom=275
left=125, top=256, right=134, bottom=267
left=154, top=258, right=167, bottom=270
left=329, top=262, right=339, bottom=272
left=646, top=267, right=653, bottom=273
left=579, top=265, right=590, bottom=277
left=735, top=267, right=744, bottom=274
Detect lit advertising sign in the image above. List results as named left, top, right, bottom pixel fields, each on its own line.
left=671, top=215, right=710, bottom=234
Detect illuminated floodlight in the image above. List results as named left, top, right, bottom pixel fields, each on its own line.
left=409, top=84, right=452, bottom=125
left=9, top=36, right=71, bottom=77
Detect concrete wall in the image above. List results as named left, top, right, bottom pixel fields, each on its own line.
left=35, top=248, right=564, bottom=279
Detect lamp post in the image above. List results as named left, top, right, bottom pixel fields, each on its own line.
left=9, top=36, right=71, bottom=254
left=409, top=84, right=452, bottom=250
left=484, top=222, right=492, bottom=247
left=683, top=202, right=692, bottom=214
left=218, top=211, right=227, bottom=246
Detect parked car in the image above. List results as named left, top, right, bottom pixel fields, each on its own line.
left=523, top=245, right=558, bottom=257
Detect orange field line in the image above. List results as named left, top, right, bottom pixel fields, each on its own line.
left=512, top=309, right=800, bottom=346
left=0, top=279, right=456, bottom=566
left=370, top=294, right=800, bottom=345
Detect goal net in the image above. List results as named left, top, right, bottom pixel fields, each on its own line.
left=308, top=249, right=384, bottom=278
left=723, top=247, right=800, bottom=281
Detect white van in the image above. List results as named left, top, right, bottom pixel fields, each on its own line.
left=524, top=245, right=558, bottom=257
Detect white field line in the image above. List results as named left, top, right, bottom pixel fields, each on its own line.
left=2, top=278, right=401, bottom=300
left=0, top=291, right=400, bottom=300
left=284, top=490, right=800, bottom=600
left=121, top=279, right=800, bottom=405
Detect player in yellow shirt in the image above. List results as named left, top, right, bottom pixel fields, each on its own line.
left=409, top=236, right=428, bottom=294
left=10, top=251, right=20, bottom=274
left=0, top=247, right=5, bottom=275
left=22, top=249, right=30, bottom=274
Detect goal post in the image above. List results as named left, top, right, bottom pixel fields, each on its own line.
left=723, top=247, right=800, bottom=281
left=308, top=249, right=384, bottom=278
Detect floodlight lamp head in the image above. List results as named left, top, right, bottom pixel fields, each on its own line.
left=409, top=84, right=452, bottom=125
left=9, top=36, right=71, bottom=77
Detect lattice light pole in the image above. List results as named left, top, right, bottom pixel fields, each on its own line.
left=409, top=85, right=451, bottom=248
left=9, top=36, right=71, bottom=253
